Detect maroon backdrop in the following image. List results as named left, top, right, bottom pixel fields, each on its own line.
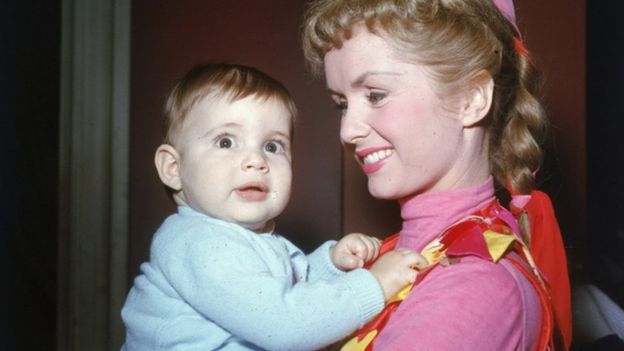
left=130, top=0, right=343, bottom=278
left=130, top=1, right=586, bottom=284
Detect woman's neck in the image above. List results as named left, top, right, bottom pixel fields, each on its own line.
left=397, top=177, right=495, bottom=251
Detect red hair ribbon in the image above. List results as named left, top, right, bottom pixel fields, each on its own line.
left=507, top=186, right=572, bottom=350
left=513, top=36, right=532, bottom=62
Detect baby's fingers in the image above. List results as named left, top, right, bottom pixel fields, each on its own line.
left=370, top=236, right=381, bottom=260
left=361, top=236, right=381, bottom=262
left=349, top=234, right=379, bottom=262
left=394, top=248, right=429, bottom=271
left=339, top=253, right=365, bottom=270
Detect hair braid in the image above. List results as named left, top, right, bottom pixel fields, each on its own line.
left=490, top=41, right=548, bottom=195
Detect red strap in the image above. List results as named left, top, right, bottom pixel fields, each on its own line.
left=363, top=233, right=399, bottom=269
left=379, top=234, right=400, bottom=255
left=356, top=196, right=569, bottom=350
left=524, top=191, right=572, bottom=350
left=506, top=256, right=555, bottom=350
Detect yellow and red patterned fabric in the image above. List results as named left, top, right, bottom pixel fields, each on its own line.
left=342, top=198, right=567, bottom=351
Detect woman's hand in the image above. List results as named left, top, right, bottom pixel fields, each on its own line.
left=369, top=248, right=428, bottom=301
left=331, top=233, right=381, bottom=271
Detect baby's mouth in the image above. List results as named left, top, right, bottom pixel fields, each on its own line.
left=235, top=183, right=268, bottom=201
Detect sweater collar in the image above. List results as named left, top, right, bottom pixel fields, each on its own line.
left=177, top=205, right=275, bottom=235
left=397, top=177, right=495, bottom=251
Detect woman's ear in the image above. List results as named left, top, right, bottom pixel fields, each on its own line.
left=460, top=70, right=494, bottom=127
left=154, top=144, right=182, bottom=191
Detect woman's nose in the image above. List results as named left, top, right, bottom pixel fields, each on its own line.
left=242, top=150, right=268, bottom=172
left=339, top=105, right=369, bottom=145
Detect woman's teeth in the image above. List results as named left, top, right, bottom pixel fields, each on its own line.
left=362, top=149, right=393, bottom=164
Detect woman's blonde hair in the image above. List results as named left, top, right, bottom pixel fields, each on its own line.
left=302, top=0, right=548, bottom=197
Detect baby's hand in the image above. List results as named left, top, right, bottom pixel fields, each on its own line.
left=331, top=233, right=381, bottom=271
left=369, top=248, right=428, bottom=301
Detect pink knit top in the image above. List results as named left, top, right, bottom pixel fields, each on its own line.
left=373, top=178, right=541, bottom=350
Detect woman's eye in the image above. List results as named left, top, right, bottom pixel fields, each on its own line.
left=331, top=96, right=348, bottom=113
left=264, top=141, right=284, bottom=154
left=334, top=100, right=347, bottom=111
left=216, top=135, right=236, bottom=149
left=367, top=91, right=387, bottom=105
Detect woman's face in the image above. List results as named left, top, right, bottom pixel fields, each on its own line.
left=324, top=26, right=486, bottom=200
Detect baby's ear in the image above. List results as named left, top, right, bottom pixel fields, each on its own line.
left=154, top=144, right=182, bottom=191
left=460, top=70, right=494, bottom=127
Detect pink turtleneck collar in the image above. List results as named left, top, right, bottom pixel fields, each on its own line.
left=397, top=177, right=495, bottom=251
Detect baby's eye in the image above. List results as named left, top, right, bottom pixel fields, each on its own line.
left=264, top=140, right=284, bottom=154
left=216, top=135, right=236, bottom=149
left=367, top=91, right=387, bottom=105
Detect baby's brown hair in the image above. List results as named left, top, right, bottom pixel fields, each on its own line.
left=163, top=63, right=297, bottom=146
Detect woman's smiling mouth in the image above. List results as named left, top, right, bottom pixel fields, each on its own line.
left=362, top=149, right=393, bottom=165
left=356, top=148, right=394, bottom=174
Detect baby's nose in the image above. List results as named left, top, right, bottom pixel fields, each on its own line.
left=242, top=151, right=268, bottom=172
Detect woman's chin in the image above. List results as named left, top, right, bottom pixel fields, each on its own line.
left=367, top=185, right=400, bottom=201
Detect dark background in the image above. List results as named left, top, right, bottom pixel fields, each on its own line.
left=1, top=1, right=59, bottom=350
left=2, top=0, right=622, bottom=349
left=587, top=0, right=624, bottom=307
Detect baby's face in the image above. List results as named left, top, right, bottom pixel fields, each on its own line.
left=173, top=95, right=293, bottom=232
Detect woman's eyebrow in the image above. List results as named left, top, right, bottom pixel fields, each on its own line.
left=326, top=70, right=402, bottom=95
left=351, top=71, right=401, bottom=87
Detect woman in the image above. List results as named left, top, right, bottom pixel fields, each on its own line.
left=302, top=0, right=571, bottom=349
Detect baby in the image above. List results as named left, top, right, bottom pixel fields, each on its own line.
left=121, top=63, right=424, bottom=350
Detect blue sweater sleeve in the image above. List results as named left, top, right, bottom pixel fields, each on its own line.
left=282, top=238, right=347, bottom=283
left=151, top=214, right=384, bottom=351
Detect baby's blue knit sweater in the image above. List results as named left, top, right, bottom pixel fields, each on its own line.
left=121, top=206, right=384, bottom=350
